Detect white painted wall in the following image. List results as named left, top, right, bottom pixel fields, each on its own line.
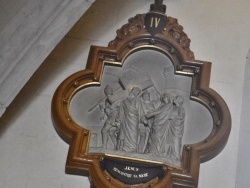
left=235, top=49, right=250, bottom=188
left=0, top=0, right=250, bottom=187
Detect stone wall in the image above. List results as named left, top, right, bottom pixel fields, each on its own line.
left=0, top=0, right=94, bottom=116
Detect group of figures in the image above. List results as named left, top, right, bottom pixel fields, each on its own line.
left=95, top=84, right=186, bottom=163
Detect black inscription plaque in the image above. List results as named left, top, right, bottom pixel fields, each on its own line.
left=145, top=12, right=167, bottom=36
left=101, top=158, right=165, bottom=185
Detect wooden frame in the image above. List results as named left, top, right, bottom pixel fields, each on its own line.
left=52, top=2, right=231, bottom=187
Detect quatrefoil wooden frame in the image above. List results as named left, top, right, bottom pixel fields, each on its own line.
left=52, top=5, right=231, bottom=188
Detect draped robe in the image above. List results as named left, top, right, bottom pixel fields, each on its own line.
left=168, top=105, right=185, bottom=161
left=117, top=96, right=144, bottom=152
left=148, top=103, right=173, bottom=156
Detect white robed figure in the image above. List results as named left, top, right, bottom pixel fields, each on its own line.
left=168, top=95, right=185, bottom=161
left=146, top=93, right=173, bottom=156
left=116, top=87, right=146, bottom=152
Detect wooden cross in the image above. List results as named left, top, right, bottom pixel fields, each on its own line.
left=107, top=78, right=155, bottom=104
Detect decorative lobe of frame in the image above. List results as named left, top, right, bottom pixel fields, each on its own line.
left=109, top=14, right=194, bottom=61
left=52, top=8, right=231, bottom=188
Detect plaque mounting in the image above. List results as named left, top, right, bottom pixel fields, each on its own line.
left=52, top=1, right=231, bottom=187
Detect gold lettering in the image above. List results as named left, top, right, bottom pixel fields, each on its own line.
left=155, top=18, right=161, bottom=27
left=149, top=17, right=161, bottom=28
left=150, top=17, right=154, bottom=27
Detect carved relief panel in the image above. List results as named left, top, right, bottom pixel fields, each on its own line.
left=52, top=1, right=231, bottom=187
